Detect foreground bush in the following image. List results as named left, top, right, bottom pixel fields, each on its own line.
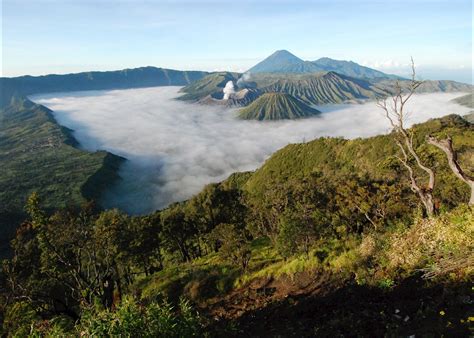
left=4, top=297, right=203, bottom=337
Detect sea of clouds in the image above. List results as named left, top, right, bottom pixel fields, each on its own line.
left=31, top=88, right=471, bottom=214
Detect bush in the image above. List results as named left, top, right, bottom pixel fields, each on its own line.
left=78, top=296, right=202, bottom=337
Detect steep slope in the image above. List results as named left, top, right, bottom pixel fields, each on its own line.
left=452, top=92, right=473, bottom=108
left=312, top=57, right=401, bottom=80
left=452, top=92, right=474, bottom=123
left=0, top=67, right=208, bottom=107
left=257, top=71, right=388, bottom=105
left=243, top=114, right=473, bottom=202
left=177, top=72, right=240, bottom=101
left=247, top=50, right=322, bottom=74
left=237, top=92, right=321, bottom=120
left=0, top=98, right=124, bottom=257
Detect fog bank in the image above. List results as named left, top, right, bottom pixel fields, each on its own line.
left=32, top=88, right=471, bottom=214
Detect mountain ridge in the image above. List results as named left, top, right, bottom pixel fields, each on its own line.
left=247, top=50, right=323, bottom=74
left=0, top=66, right=209, bottom=107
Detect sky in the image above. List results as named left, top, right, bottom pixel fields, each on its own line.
left=2, top=0, right=473, bottom=83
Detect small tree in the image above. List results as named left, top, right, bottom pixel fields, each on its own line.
left=209, top=223, right=251, bottom=270
left=377, top=59, right=436, bottom=217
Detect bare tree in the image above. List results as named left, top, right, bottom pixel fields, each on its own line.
left=427, top=135, right=474, bottom=205
left=377, top=58, right=436, bottom=217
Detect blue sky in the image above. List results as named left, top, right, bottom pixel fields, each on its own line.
left=2, top=0, right=472, bottom=83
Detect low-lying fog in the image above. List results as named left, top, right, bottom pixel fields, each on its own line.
left=32, top=88, right=470, bottom=214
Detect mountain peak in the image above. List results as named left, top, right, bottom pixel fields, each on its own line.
left=270, top=49, right=301, bottom=59
left=247, top=50, right=320, bottom=74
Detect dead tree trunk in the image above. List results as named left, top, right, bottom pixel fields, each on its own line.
left=427, top=136, right=474, bottom=206
left=396, top=140, right=435, bottom=217
left=377, top=58, right=436, bottom=217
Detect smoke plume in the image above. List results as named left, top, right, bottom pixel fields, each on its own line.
left=223, top=81, right=235, bottom=100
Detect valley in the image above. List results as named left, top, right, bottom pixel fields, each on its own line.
left=30, top=88, right=471, bottom=215
left=0, top=45, right=472, bottom=336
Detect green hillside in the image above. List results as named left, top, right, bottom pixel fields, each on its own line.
left=2, top=114, right=472, bottom=336
left=0, top=67, right=209, bottom=257
left=237, top=92, right=321, bottom=120
left=0, top=98, right=123, bottom=257
left=245, top=114, right=472, bottom=196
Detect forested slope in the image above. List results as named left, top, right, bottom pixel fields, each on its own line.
left=0, top=98, right=123, bottom=257
left=1, top=114, right=472, bottom=336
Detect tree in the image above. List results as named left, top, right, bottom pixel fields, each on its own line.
left=209, top=223, right=251, bottom=270
left=427, top=136, right=474, bottom=205
left=160, top=205, right=197, bottom=262
left=377, top=59, right=436, bottom=217
left=334, top=176, right=407, bottom=231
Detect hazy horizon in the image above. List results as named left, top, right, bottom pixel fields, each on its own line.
left=3, top=0, right=472, bottom=83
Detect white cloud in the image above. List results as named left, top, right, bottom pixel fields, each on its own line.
left=31, top=88, right=471, bottom=214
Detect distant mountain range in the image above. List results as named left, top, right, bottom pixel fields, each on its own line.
left=247, top=50, right=401, bottom=80
left=0, top=67, right=209, bottom=107
left=178, top=50, right=472, bottom=120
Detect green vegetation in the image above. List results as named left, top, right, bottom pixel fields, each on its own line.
left=1, top=114, right=472, bottom=336
left=0, top=66, right=210, bottom=257
left=237, top=92, right=321, bottom=120
left=0, top=98, right=123, bottom=257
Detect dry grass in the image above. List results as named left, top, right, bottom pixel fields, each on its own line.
left=384, top=205, right=473, bottom=279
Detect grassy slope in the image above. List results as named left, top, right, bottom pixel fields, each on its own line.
left=237, top=92, right=321, bottom=120
left=0, top=98, right=123, bottom=256
left=135, top=115, right=473, bottom=336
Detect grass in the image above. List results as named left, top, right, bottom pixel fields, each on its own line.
left=137, top=204, right=474, bottom=306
